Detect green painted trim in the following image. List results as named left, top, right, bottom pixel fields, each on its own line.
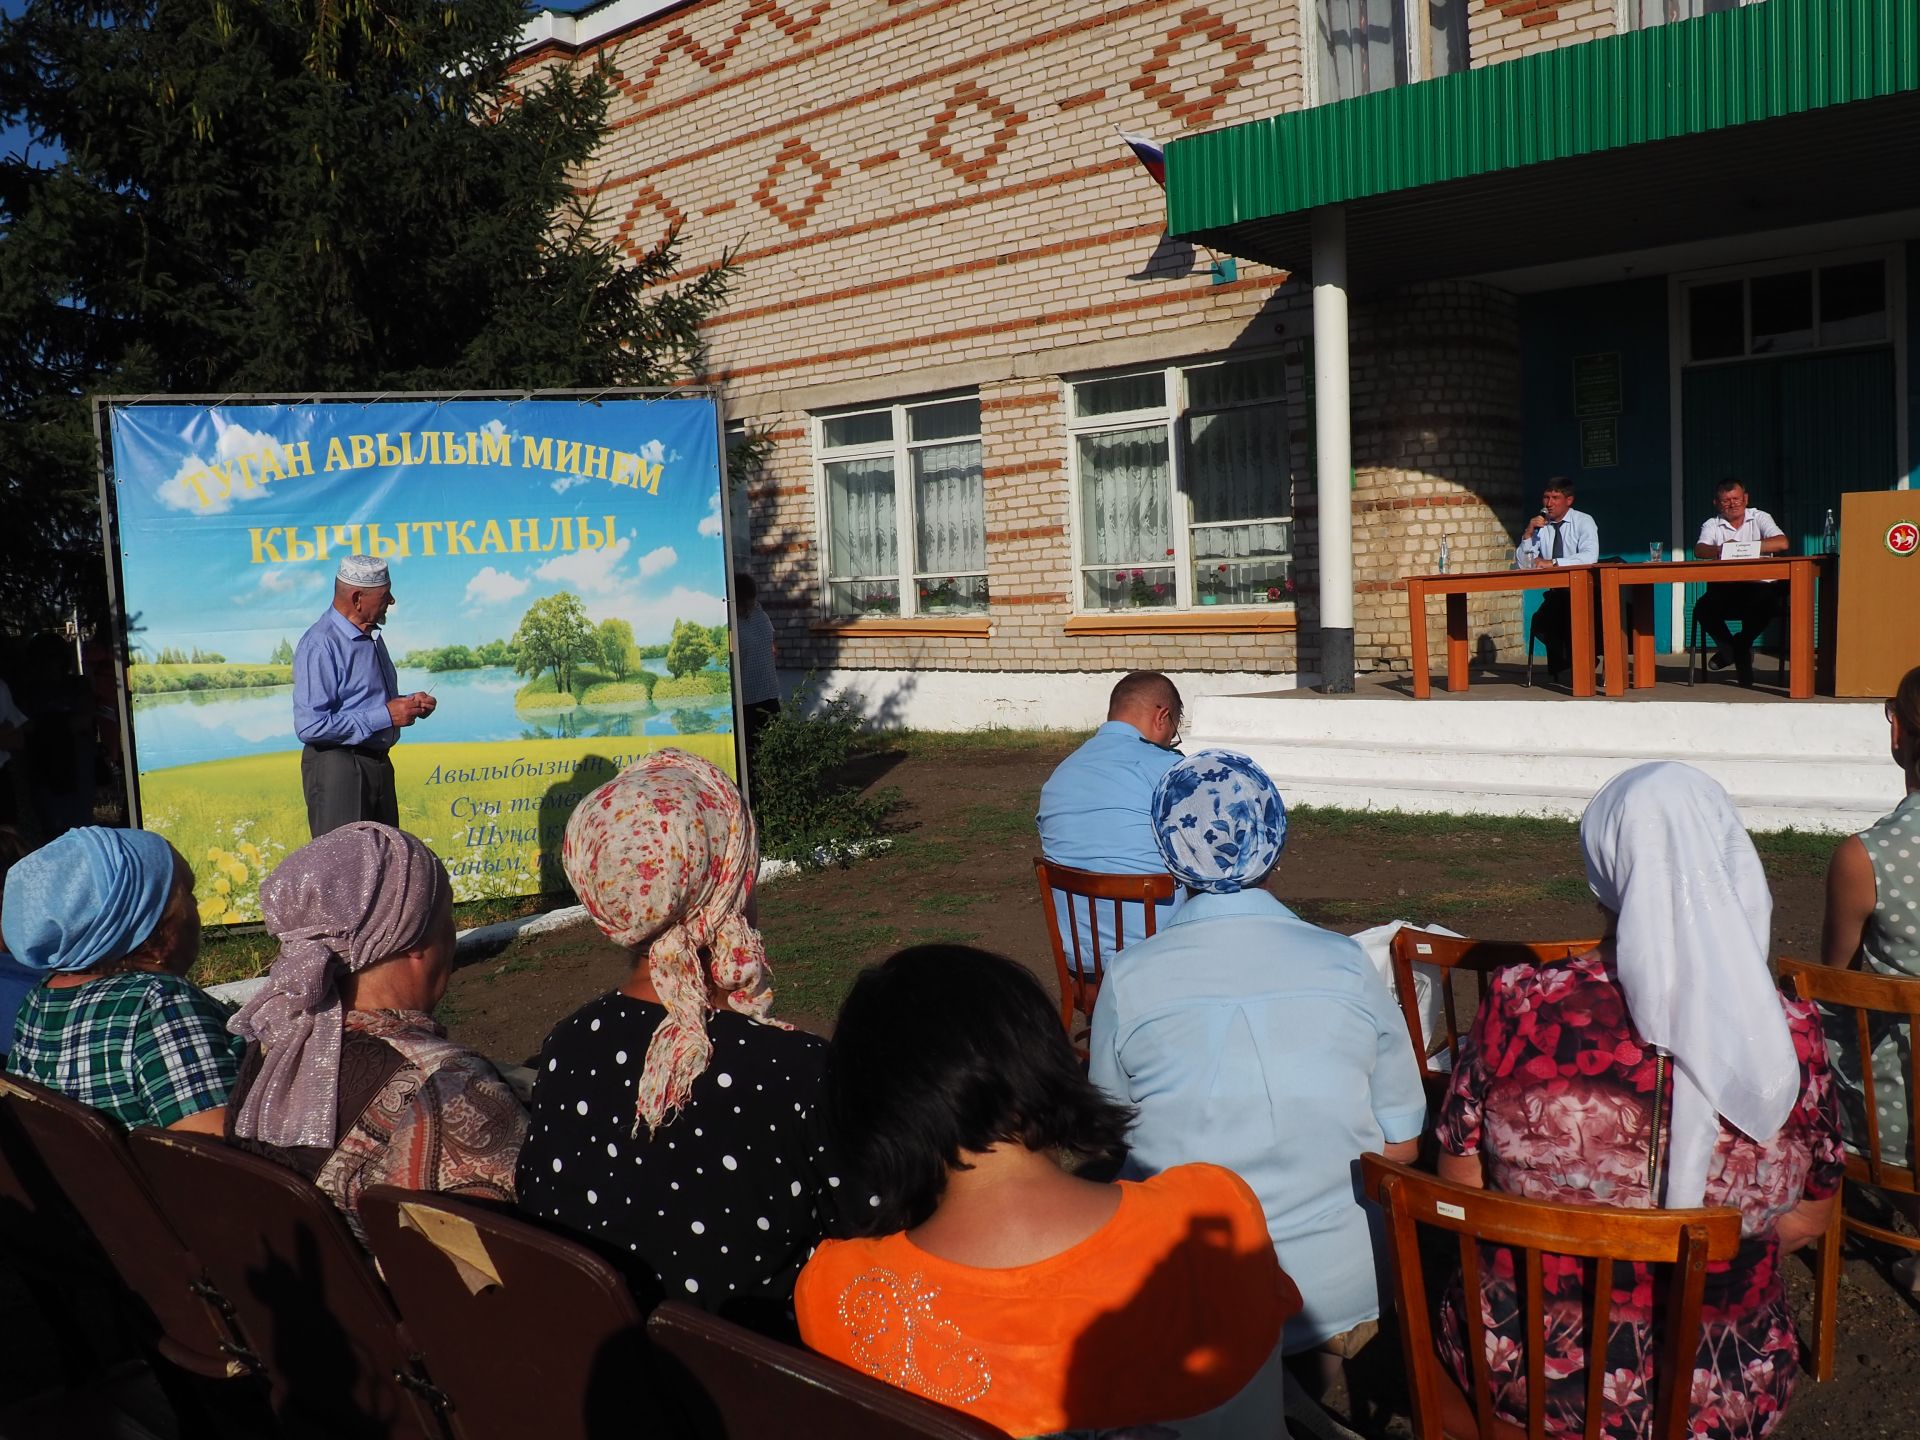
left=1167, top=0, right=1920, bottom=236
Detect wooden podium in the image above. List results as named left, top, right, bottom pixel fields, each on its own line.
left=1834, top=490, right=1920, bottom=697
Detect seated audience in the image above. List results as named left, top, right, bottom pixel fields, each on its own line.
left=1435, top=762, right=1841, bottom=1439
left=3, top=826, right=237, bottom=1132
left=1036, top=670, right=1186, bottom=953
left=517, top=750, right=838, bottom=1328
left=227, top=822, right=526, bottom=1243
left=798, top=943, right=1298, bottom=1439
left=1089, top=750, right=1426, bottom=1390
left=1820, top=664, right=1920, bottom=1281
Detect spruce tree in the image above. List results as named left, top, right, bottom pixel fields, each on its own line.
left=0, top=0, right=732, bottom=633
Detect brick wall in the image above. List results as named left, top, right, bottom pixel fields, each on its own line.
left=1470, top=0, right=1619, bottom=66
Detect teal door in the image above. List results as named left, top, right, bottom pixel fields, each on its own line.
left=1682, top=348, right=1899, bottom=549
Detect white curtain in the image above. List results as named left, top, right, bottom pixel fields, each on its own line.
left=1318, top=0, right=1406, bottom=100
left=1078, top=429, right=1170, bottom=567
left=912, top=441, right=985, bottom=578
left=1633, top=0, right=1751, bottom=26
left=827, top=456, right=896, bottom=580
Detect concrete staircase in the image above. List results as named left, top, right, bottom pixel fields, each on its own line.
left=1186, top=691, right=1902, bottom=834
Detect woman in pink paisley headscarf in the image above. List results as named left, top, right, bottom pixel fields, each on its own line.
left=516, top=749, right=844, bottom=1334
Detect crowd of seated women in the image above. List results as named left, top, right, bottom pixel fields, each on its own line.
left=0, top=662, right=1913, bottom=1439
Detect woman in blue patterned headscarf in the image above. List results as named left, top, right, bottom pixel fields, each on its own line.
left=1096, top=748, right=1428, bottom=1381
left=1151, top=749, right=1288, bottom=893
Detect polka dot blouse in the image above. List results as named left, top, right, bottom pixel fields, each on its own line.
left=516, top=994, right=844, bottom=1324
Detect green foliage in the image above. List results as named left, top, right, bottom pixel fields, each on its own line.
left=638, top=643, right=669, bottom=659
left=513, top=593, right=597, bottom=695
left=580, top=675, right=656, bottom=705
left=706, top=623, right=727, bottom=652
left=474, top=638, right=516, bottom=667
left=596, top=618, right=635, bottom=679
left=187, top=647, right=225, bottom=663
left=751, top=689, right=900, bottom=866
left=0, top=0, right=738, bottom=637
left=129, top=663, right=293, bottom=693
left=428, top=644, right=477, bottom=672
left=268, top=636, right=295, bottom=665
left=665, top=618, right=715, bottom=679
left=653, top=669, right=729, bottom=699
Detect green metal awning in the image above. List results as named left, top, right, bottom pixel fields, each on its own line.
left=1168, top=0, right=1920, bottom=284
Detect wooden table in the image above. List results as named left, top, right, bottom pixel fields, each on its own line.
left=1599, top=554, right=1826, bottom=699
left=1406, top=565, right=1597, bottom=699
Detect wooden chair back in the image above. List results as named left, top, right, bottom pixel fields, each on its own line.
left=1388, top=928, right=1598, bottom=1097
left=1032, top=858, right=1176, bottom=1045
left=646, top=1299, right=1004, bottom=1439
left=129, top=1128, right=451, bottom=1440
left=1360, top=1155, right=1742, bottom=1440
left=1778, top=957, right=1920, bottom=1381
left=359, top=1185, right=686, bottom=1440
left=0, top=1073, right=254, bottom=1381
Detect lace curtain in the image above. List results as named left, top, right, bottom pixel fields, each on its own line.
left=1317, top=0, right=1406, bottom=100
left=1077, top=428, right=1170, bottom=567
left=826, top=456, right=896, bottom=580
left=1632, top=0, right=1752, bottom=25
left=912, top=441, right=985, bottom=578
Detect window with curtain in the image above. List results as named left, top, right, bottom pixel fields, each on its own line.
left=1314, top=0, right=1466, bottom=103
left=1631, top=0, right=1762, bottom=28
left=1069, top=358, right=1292, bottom=611
left=817, top=395, right=986, bottom=617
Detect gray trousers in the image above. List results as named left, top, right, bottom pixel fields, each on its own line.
left=302, top=744, right=399, bottom=837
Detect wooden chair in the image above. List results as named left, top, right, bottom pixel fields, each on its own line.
left=359, top=1185, right=686, bottom=1440
left=1360, top=1155, right=1742, bottom=1440
left=1778, top=958, right=1920, bottom=1383
left=0, top=1074, right=256, bottom=1383
left=646, top=1299, right=1004, bottom=1439
left=1032, top=858, right=1176, bottom=1049
left=129, top=1128, right=452, bottom=1440
left=1388, top=928, right=1598, bottom=1102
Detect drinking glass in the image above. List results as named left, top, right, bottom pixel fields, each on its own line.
left=1648, top=540, right=1664, bottom=563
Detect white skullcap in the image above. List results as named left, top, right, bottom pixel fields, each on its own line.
left=335, top=554, right=390, bottom=588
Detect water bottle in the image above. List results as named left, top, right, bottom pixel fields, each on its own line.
left=1823, top=508, right=1837, bottom=554
left=1437, top=535, right=1451, bottom=574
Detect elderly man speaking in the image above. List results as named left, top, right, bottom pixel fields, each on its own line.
left=293, top=554, right=436, bottom=837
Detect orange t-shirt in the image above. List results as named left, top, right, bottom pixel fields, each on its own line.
left=794, top=1163, right=1294, bottom=1437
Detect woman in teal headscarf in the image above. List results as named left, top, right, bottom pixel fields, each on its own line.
left=2, top=827, right=239, bottom=1132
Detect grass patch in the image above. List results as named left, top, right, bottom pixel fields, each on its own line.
left=654, top=669, right=731, bottom=699
left=1751, top=827, right=1839, bottom=874
left=757, top=914, right=896, bottom=1016
left=956, top=799, right=1039, bottom=844
left=863, top=727, right=1081, bottom=760
left=907, top=926, right=983, bottom=947
left=580, top=678, right=657, bottom=705
left=912, top=891, right=982, bottom=916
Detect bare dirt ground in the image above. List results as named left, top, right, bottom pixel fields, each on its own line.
left=437, top=731, right=1915, bottom=1439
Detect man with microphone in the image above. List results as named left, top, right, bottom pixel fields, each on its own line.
left=1515, top=477, right=1599, bottom=683
left=292, top=553, right=437, bottom=836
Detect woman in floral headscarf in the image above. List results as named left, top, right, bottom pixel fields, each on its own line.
left=516, top=749, right=842, bottom=1331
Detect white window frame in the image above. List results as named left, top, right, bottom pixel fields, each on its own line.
left=811, top=393, right=986, bottom=619
left=1675, top=246, right=1902, bottom=371
left=1302, top=0, right=1468, bottom=107
left=1064, top=357, right=1294, bottom=614
left=1624, top=0, right=1765, bottom=32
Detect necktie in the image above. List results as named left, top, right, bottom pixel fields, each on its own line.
left=1551, top=521, right=1565, bottom=561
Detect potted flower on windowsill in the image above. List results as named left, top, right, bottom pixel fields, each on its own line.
left=1199, top=564, right=1228, bottom=606
left=858, top=591, right=898, bottom=617
left=1265, top=577, right=1296, bottom=604
left=920, top=577, right=958, bottom=612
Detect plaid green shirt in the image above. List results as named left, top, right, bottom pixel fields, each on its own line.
left=8, top=972, right=242, bottom=1130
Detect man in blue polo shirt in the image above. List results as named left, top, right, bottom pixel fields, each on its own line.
left=1036, top=671, right=1184, bottom=954
left=293, top=554, right=436, bottom=836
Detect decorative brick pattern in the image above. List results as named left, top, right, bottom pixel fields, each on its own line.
left=1470, top=0, right=1618, bottom=66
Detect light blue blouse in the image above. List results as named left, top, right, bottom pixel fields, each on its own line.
left=1089, top=889, right=1429, bottom=1351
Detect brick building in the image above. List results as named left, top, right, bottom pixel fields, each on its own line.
left=521, top=0, right=1919, bottom=725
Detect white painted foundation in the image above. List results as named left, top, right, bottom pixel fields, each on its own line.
left=781, top=667, right=1305, bottom=733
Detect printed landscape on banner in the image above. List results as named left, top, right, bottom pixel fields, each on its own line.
left=106, top=394, right=735, bottom=924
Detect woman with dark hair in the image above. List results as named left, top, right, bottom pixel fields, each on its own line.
left=1821, top=664, right=1920, bottom=1281
left=796, top=944, right=1296, bottom=1439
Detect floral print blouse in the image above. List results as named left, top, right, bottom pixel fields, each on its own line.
left=1435, top=951, right=1844, bottom=1440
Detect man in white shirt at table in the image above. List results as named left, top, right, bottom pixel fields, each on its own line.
left=1692, top=477, right=1789, bottom=689
left=1515, top=477, right=1599, bottom=683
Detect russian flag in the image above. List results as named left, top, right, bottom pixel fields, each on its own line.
left=1118, top=131, right=1165, bottom=188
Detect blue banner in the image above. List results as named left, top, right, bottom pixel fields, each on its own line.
left=108, top=395, right=735, bottom=923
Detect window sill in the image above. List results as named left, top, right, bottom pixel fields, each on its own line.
left=808, top=616, right=992, bottom=638
left=1063, top=609, right=1297, bottom=636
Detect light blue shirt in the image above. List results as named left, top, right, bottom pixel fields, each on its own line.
left=1515, top=506, right=1600, bottom=568
left=1089, top=889, right=1429, bottom=1350
left=1035, top=721, right=1184, bottom=952
left=293, top=607, right=400, bottom=749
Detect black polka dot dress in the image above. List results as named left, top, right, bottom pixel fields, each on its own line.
left=516, top=994, right=844, bottom=1327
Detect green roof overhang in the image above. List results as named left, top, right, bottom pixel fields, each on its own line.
left=1168, top=0, right=1920, bottom=283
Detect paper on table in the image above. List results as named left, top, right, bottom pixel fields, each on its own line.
left=1720, top=540, right=1762, bottom=560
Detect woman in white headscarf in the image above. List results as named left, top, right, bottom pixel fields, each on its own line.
left=1432, top=762, right=1842, bottom=1440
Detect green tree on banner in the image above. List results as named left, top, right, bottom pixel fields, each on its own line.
left=666, top=619, right=714, bottom=679
left=0, top=0, right=737, bottom=635
left=513, top=594, right=596, bottom=697
left=596, top=618, right=636, bottom=680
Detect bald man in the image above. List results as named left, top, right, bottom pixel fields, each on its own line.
left=1036, top=671, right=1186, bottom=954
